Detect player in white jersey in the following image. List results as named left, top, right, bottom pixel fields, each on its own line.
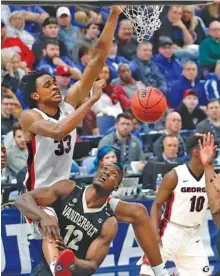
left=139, top=135, right=211, bottom=276
left=19, top=6, right=123, bottom=190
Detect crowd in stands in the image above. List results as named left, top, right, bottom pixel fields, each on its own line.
left=1, top=4, right=220, bottom=190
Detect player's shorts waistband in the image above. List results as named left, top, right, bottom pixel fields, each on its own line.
left=165, top=218, right=200, bottom=229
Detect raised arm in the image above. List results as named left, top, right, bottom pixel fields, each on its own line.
left=71, top=217, right=118, bottom=275
left=65, top=7, right=123, bottom=107
left=150, top=170, right=177, bottom=244
left=20, top=80, right=105, bottom=141
left=199, top=133, right=220, bottom=226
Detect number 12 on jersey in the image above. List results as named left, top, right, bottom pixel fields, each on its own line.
left=64, top=225, right=83, bottom=251
left=190, top=196, right=205, bottom=212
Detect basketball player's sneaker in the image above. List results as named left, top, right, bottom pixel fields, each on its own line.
left=55, top=249, right=75, bottom=276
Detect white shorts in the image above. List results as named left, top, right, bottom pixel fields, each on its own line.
left=139, top=222, right=210, bottom=276
left=26, top=206, right=57, bottom=240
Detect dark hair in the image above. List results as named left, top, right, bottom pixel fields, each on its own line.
left=78, top=44, right=90, bottom=60
left=1, top=93, right=13, bottom=101
left=42, top=16, right=57, bottom=27
left=18, top=70, right=51, bottom=108
left=86, top=21, right=100, bottom=30
left=43, top=38, right=59, bottom=49
left=207, top=99, right=220, bottom=107
left=186, top=134, right=204, bottom=155
left=13, top=122, right=22, bottom=137
left=116, top=112, right=133, bottom=123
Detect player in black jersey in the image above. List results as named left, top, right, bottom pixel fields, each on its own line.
left=16, top=163, right=122, bottom=275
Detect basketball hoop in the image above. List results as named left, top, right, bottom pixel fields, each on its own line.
left=122, top=5, right=164, bottom=42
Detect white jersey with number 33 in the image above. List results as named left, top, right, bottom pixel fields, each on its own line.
left=24, top=101, right=76, bottom=190
left=162, top=164, right=208, bottom=229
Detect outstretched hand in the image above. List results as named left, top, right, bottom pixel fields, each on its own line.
left=199, top=132, right=217, bottom=166
left=90, top=79, right=106, bottom=102
left=111, top=6, right=125, bottom=15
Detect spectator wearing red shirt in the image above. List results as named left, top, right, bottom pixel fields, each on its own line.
left=1, top=21, right=35, bottom=70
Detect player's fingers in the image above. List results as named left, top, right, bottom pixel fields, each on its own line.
left=198, top=138, right=202, bottom=150
left=207, top=132, right=211, bottom=146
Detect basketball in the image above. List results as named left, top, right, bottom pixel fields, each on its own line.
left=131, top=87, right=167, bottom=123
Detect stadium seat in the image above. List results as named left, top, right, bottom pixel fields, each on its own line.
left=97, top=116, right=115, bottom=135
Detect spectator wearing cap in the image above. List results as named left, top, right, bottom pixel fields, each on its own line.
left=55, top=65, right=72, bottom=99
left=1, top=21, right=35, bottom=70
left=196, top=99, right=220, bottom=144
left=36, top=38, right=81, bottom=80
left=168, top=61, right=207, bottom=108
left=199, top=21, right=220, bottom=73
left=116, top=19, right=138, bottom=61
left=151, top=6, right=193, bottom=53
left=75, top=44, right=93, bottom=73
left=71, top=21, right=100, bottom=62
left=111, top=64, right=145, bottom=99
left=32, top=16, right=69, bottom=67
left=7, top=11, right=35, bottom=49
left=105, top=38, right=130, bottom=80
left=130, top=41, right=168, bottom=94
left=204, top=61, right=220, bottom=100
left=56, top=7, right=81, bottom=53
left=175, top=89, right=207, bottom=130
left=154, top=37, right=182, bottom=92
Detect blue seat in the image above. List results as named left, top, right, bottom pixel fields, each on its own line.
left=71, top=160, right=80, bottom=173
left=81, top=157, right=96, bottom=174
left=97, top=116, right=115, bottom=135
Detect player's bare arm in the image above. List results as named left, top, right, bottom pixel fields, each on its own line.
left=15, top=180, right=76, bottom=238
left=151, top=170, right=178, bottom=244
left=19, top=80, right=105, bottom=141
left=65, top=6, right=123, bottom=107
left=114, top=201, right=163, bottom=267
left=199, top=133, right=220, bottom=226
left=69, top=217, right=118, bottom=275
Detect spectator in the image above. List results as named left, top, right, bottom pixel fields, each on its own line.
left=111, top=63, right=145, bottom=99
left=71, top=21, right=100, bottom=62
left=9, top=5, right=49, bottom=33
left=168, top=61, right=206, bottom=108
left=199, top=21, right=220, bottom=72
left=98, top=112, right=144, bottom=165
left=75, top=44, right=92, bottom=73
left=105, top=38, right=130, bottom=79
left=1, top=87, right=22, bottom=118
left=36, top=38, right=81, bottom=80
left=32, top=16, right=69, bottom=67
left=7, top=11, right=35, bottom=49
left=199, top=3, right=220, bottom=28
left=56, top=7, right=81, bottom=53
left=116, top=19, right=138, bottom=61
left=175, top=89, right=207, bottom=130
left=1, top=50, right=26, bottom=93
left=196, top=99, right=220, bottom=144
left=153, top=112, right=186, bottom=158
left=1, top=94, right=17, bottom=136
left=181, top=5, right=206, bottom=45
left=154, top=37, right=182, bottom=92
left=130, top=42, right=167, bottom=93
left=151, top=6, right=193, bottom=53
left=92, top=65, right=129, bottom=116
left=1, top=21, right=35, bottom=70
left=55, top=65, right=72, bottom=99
left=6, top=123, right=27, bottom=178
left=90, top=145, right=121, bottom=174
left=143, top=135, right=181, bottom=189
left=204, top=60, right=220, bottom=100
left=1, top=5, right=11, bottom=25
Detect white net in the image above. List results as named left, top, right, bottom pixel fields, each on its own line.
left=122, top=5, right=164, bottom=42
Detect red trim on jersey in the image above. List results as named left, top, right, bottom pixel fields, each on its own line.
left=25, top=138, right=36, bottom=191
left=160, top=192, right=175, bottom=237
